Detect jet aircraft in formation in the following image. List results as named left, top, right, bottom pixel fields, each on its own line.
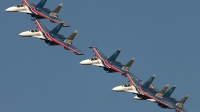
left=5, top=0, right=68, bottom=26
left=80, top=47, right=189, bottom=112
left=80, top=47, right=135, bottom=73
left=113, top=74, right=189, bottom=112
left=19, top=19, right=83, bottom=55
left=5, top=0, right=189, bottom=111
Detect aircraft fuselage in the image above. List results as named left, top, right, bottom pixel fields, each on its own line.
left=5, top=5, right=31, bottom=13
left=5, top=1, right=68, bottom=26
left=112, top=84, right=139, bottom=94
left=19, top=30, right=45, bottom=39
left=80, top=58, right=105, bottom=67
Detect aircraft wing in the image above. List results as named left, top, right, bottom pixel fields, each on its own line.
left=66, top=44, right=84, bottom=55
left=126, top=73, right=142, bottom=85
left=126, top=75, right=175, bottom=109
left=22, top=0, right=35, bottom=7
left=38, top=10, right=68, bottom=26
left=89, top=47, right=108, bottom=60
left=124, top=73, right=188, bottom=112
left=34, top=19, right=50, bottom=32
left=53, top=36, right=83, bottom=55
left=127, top=73, right=174, bottom=108
left=23, top=0, right=68, bottom=26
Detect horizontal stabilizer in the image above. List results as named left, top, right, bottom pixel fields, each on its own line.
left=63, top=30, right=78, bottom=45
left=163, top=85, right=176, bottom=98
left=176, top=95, right=189, bottom=108
left=36, top=0, right=47, bottom=9
left=108, top=48, right=122, bottom=62
left=142, top=74, right=156, bottom=89
left=49, top=3, right=63, bottom=18
left=122, top=57, right=135, bottom=71
left=156, top=84, right=169, bottom=98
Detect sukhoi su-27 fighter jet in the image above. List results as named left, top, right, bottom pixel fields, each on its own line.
left=5, top=0, right=68, bottom=26
left=112, top=74, right=189, bottom=112
left=80, top=47, right=135, bottom=73
left=80, top=47, right=155, bottom=89
left=19, top=19, right=83, bottom=55
left=80, top=47, right=188, bottom=112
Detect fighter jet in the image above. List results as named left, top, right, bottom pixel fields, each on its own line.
left=80, top=47, right=158, bottom=90
left=80, top=47, right=135, bottom=73
left=19, top=19, right=83, bottom=55
left=80, top=47, right=156, bottom=89
left=5, top=0, right=68, bottom=26
left=112, top=74, right=189, bottom=112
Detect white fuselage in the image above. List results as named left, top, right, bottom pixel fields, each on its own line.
left=80, top=58, right=104, bottom=67
left=112, top=85, right=139, bottom=94
left=112, top=84, right=156, bottom=102
left=5, top=5, right=32, bottom=14
left=19, top=30, right=45, bottom=40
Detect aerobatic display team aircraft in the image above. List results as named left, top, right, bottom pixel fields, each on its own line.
left=19, top=19, right=83, bottom=55
left=80, top=47, right=188, bottom=112
left=5, top=0, right=68, bottom=27
left=113, top=74, right=189, bottom=112
left=80, top=47, right=135, bottom=73
left=80, top=47, right=155, bottom=89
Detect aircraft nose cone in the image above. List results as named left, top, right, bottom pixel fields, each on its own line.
left=5, top=7, right=18, bottom=12
left=112, top=87, right=117, bottom=91
left=79, top=60, right=88, bottom=65
left=112, top=86, right=125, bottom=92
left=19, top=32, right=25, bottom=36
left=79, top=61, right=85, bottom=65
left=112, top=87, right=121, bottom=92
left=5, top=8, right=10, bottom=12
left=19, top=31, right=31, bottom=37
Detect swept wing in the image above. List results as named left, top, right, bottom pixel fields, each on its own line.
left=34, top=19, right=83, bottom=55
left=124, top=73, right=188, bottom=112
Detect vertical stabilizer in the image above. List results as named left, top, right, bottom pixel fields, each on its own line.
left=63, top=30, right=78, bottom=45
left=50, top=21, right=65, bottom=35
left=49, top=3, right=63, bottom=18
left=108, top=48, right=122, bottom=62
left=142, top=74, right=156, bottom=89
left=36, top=0, right=47, bottom=9
left=156, top=84, right=169, bottom=98
left=176, top=95, right=189, bottom=108
left=122, top=57, right=135, bottom=71
left=163, top=85, right=176, bottom=98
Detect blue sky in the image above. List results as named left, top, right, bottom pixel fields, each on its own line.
left=1, top=0, right=200, bottom=112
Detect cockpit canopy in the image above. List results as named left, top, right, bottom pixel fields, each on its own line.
left=30, top=29, right=39, bottom=32
left=89, top=57, right=98, bottom=61
left=122, top=84, right=131, bottom=87
left=16, top=4, right=24, bottom=7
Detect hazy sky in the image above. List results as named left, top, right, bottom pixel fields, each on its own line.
left=1, top=0, right=200, bottom=112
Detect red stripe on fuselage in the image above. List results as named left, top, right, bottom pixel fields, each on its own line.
left=125, top=73, right=174, bottom=109
left=92, top=48, right=101, bottom=59
left=22, top=0, right=28, bottom=6
left=92, top=48, right=180, bottom=111
left=23, top=0, right=67, bottom=26
left=92, top=48, right=124, bottom=74
left=35, top=21, right=43, bottom=31
left=35, top=20, right=80, bottom=54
